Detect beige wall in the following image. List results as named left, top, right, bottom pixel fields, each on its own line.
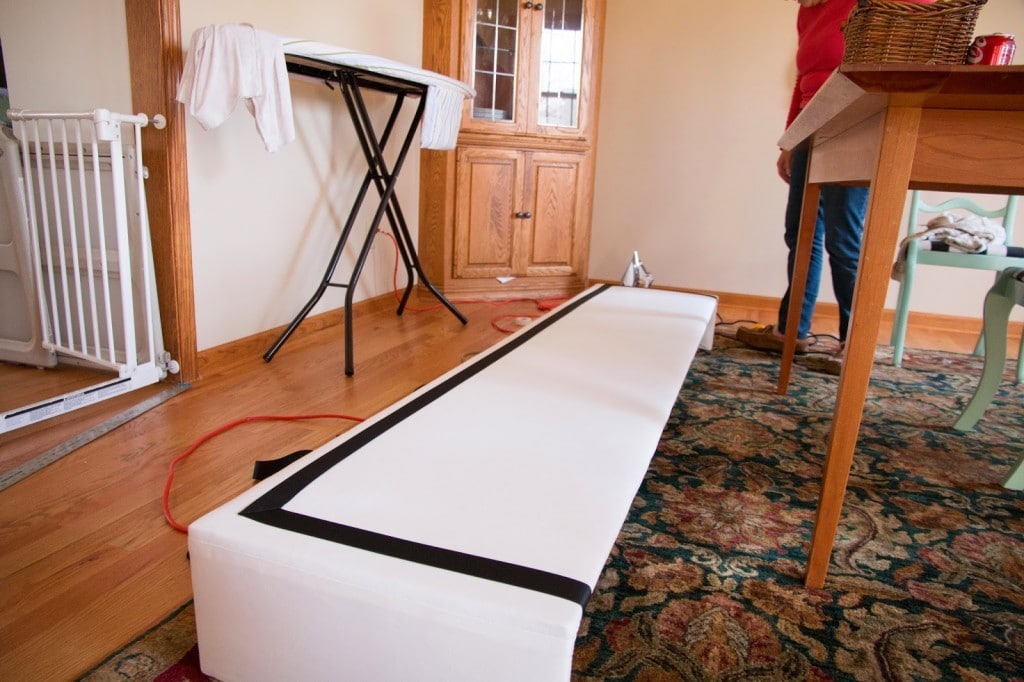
left=2, top=0, right=132, bottom=113
left=3, top=0, right=1023, bottom=350
left=591, top=0, right=1024, bottom=325
left=177, top=0, right=424, bottom=349
left=2, top=0, right=424, bottom=350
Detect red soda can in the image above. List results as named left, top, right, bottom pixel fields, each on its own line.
left=966, top=34, right=1017, bottom=65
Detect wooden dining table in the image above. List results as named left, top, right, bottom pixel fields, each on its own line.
left=776, top=64, right=1024, bottom=589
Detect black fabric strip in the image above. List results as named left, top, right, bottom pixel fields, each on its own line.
left=252, top=450, right=312, bottom=481
left=245, top=508, right=593, bottom=606
left=239, top=284, right=612, bottom=606
left=242, top=283, right=610, bottom=513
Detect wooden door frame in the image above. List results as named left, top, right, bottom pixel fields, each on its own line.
left=124, top=0, right=198, bottom=382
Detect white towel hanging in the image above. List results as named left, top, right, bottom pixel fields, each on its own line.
left=177, top=23, right=295, bottom=153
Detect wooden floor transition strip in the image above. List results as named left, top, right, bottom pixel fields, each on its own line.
left=0, top=382, right=190, bottom=492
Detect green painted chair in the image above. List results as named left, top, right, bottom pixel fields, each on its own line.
left=891, top=192, right=1022, bottom=382
left=953, top=267, right=1024, bottom=490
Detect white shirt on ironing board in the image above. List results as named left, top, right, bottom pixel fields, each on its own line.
left=177, top=23, right=295, bottom=153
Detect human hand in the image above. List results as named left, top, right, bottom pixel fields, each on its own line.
left=777, top=149, right=793, bottom=184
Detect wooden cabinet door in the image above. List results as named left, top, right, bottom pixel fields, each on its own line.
left=520, top=151, right=586, bottom=277
left=461, top=0, right=531, bottom=134
left=453, top=146, right=524, bottom=279
left=462, top=0, right=599, bottom=141
left=523, top=0, right=599, bottom=140
left=421, top=0, right=603, bottom=296
left=454, top=147, right=586, bottom=281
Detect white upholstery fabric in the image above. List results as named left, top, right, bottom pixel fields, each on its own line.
left=189, top=285, right=717, bottom=682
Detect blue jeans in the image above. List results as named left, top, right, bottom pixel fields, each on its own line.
left=777, top=145, right=868, bottom=343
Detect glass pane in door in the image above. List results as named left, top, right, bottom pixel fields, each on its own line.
left=538, top=0, right=584, bottom=128
left=472, top=0, right=519, bottom=122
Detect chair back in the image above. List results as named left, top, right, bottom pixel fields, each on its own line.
left=908, top=192, right=1019, bottom=243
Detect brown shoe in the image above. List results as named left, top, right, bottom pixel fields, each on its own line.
left=799, top=344, right=844, bottom=375
left=736, top=324, right=809, bottom=355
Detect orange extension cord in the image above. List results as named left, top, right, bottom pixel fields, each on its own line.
left=163, top=413, right=363, bottom=533
left=377, top=229, right=567, bottom=329
left=165, top=233, right=568, bottom=533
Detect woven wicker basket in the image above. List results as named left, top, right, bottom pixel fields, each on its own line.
left=842, top=0, right=988, bottom=65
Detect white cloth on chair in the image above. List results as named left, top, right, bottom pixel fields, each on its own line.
left=891, top=212, right=1008, bottom=281
left=920, top=212, right=1006, bottom=252
left=177, top=23, right=295, bottom=153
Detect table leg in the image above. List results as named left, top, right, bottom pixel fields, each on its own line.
left=779, top=179, right=821, bottom=395
left=804, top=106, right=922, bottom=588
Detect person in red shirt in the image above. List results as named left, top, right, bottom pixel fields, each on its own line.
left=738, top=0, right=932, bottom=372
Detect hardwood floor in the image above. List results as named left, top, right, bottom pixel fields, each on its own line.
left=0, top=286, right=1009, bottom=680
left=0, top=376, right=177, bottom=486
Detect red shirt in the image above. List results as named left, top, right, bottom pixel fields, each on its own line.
left=787, top=0, right=935, bottom=127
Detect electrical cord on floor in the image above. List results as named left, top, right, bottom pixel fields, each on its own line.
left=377, top=229, right=567, bottom=331
left=714, top=314, right=760, bottom=331
left=166, top=236, right=567, bottom=533
left=163, top=413, right=364, bottom=533
left=713, top=315, right=838, bottom=351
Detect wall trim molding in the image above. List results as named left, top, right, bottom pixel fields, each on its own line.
left=124, top=0, right=197, bottom=382
left=199, top=284, right=1019, bottom=374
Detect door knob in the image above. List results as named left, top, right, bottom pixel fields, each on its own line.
left=515, top=211, right=532, bottom=219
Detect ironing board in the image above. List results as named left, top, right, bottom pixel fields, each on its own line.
left=263, top=40, right=475, bottom=375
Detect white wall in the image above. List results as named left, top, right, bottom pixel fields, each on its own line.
left=2, top=0, right=132, bottom=113
left=178, top=1, right=424, bottom=349
left=2, top=0, right=424, bottom=351
left=4, top=0, right=1023, bottom=351
left=591, top=0, right=1024, bottom=326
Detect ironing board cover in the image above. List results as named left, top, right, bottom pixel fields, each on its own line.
left=281, top=37, right=474, bottom=150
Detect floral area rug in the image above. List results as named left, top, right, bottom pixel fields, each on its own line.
left=83, top=339, right=1024, bottom=681
left=574, top=338, right=1024, bottom=681
left=80, top=603, right=203, bottom=681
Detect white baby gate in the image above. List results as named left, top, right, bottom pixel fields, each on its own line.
left=1, top=109, right=178, bottom=434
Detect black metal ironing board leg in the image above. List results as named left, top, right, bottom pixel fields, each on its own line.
left=264, top=65, right=466, bottom=376
left=337, top=71, right=466, bottom=323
